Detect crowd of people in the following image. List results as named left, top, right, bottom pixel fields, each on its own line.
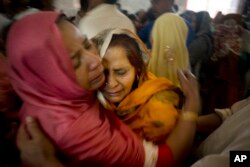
left=0, top=0, right=250, bottom=167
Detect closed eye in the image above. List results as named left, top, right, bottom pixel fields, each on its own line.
left=115, top=69, right=127, bottom=76
left=71, top=51, right=81, bottom=69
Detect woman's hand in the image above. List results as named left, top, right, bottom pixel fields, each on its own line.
left=165, top=70, right=200, bottom=166
left=177, top=70, right=200, bottom=114
left=17, top=116, right=64, bottom=167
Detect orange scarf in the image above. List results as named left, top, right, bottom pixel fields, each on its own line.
left=100, top=72, right=180, bottom=143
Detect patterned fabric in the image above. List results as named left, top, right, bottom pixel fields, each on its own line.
left=201, top=17, right=244, bottom=114
left=211, top=24, right=242, bottom=61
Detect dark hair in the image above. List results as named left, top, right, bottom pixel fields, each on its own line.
left=0, top=0, right=9, bottom=13
left=80, top=0, right=88, bottom=12
left=105, top=0, right=117, bottom=4
left=29, top=0, right=54, bottom=10
left=195, top=11, right=211, bottom=33
left=108, top=34, right=147, bottom=82
left=1, top=21, right=13, bottom=57
left=10, top=0, right=30, bottom=10
left=29, top=0, right=43, bottom=9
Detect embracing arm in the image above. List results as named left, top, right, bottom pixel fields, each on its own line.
left=166, top=70, right=200, bottom=166
left=196, top=97, right=250, bottom=135
left=196, top=114, right=222, bottom=135
left=17, top=117, right=65, bottom=167
left=16, top=71, right=200, bottom=167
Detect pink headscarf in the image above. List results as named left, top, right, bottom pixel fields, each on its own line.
left=7, top=11, right=144, bottom=166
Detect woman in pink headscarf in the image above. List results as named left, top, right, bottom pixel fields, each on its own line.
left=7, top=11, right=200, bottom=166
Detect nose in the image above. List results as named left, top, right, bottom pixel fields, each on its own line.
left=106, top=73, right=118, bottom=88
left=81, top=50, right=104, bottom=84
left=84, top=50, right=102, bottom=71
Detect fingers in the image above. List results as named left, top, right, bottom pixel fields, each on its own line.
left=24, top=116, right=43, bottom=140
left=177, top=69, right=199, bottom=98
left=177, top=70, right=187, bottom=87
left=17, top=124, right=30, bottom=149
left=178, top=70, right=201, bottom=113
left=177, top=69, right=196, bottom=80
left=177, top=70, right=197, bottom=85
left=177, top=70, right=191, bottom=89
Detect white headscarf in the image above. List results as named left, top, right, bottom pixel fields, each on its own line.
left=93, top=28, right=150, bottom=64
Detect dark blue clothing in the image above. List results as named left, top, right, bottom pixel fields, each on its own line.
left=138, top=21, right=154, bottom=49
left=184, top=19, right=195, bottom=48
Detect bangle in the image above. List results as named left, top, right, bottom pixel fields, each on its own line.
left=180, top=111, right=198, bottom=122
left=214, top=108, right=233, bottom=121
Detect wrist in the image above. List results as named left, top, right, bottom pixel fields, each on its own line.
left=183, top=99, right=200, bottom=114
left=44, top=157, right=64, bottom=167
left=214, top=108, right=233, bottom=121
left=180, top=111, right=198, bottom=122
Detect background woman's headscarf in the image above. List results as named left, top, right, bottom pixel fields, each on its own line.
left=182, top=11, right=213, bottom=78
left=148, top=13, right=190, bottom=88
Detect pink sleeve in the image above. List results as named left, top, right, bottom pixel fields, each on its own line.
left=156, top=145, right=174, bottom=167
left=57, top=108, right=145, bottom=167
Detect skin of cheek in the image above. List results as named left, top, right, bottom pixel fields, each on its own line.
left=75, top=64, right=90, bottom=89
left=103, top=70, right=136, bottom=103
left=101, top=46, right=137, bottom=103
left=75, top=57, right=105, bottom=90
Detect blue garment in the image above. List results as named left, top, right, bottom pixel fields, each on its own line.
left=138, top=21, right=154, bottom=49
left=184, top=19, right=195, bottom=48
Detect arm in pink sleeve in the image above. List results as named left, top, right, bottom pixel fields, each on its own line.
left=57, top=109, right=145, bottom=167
